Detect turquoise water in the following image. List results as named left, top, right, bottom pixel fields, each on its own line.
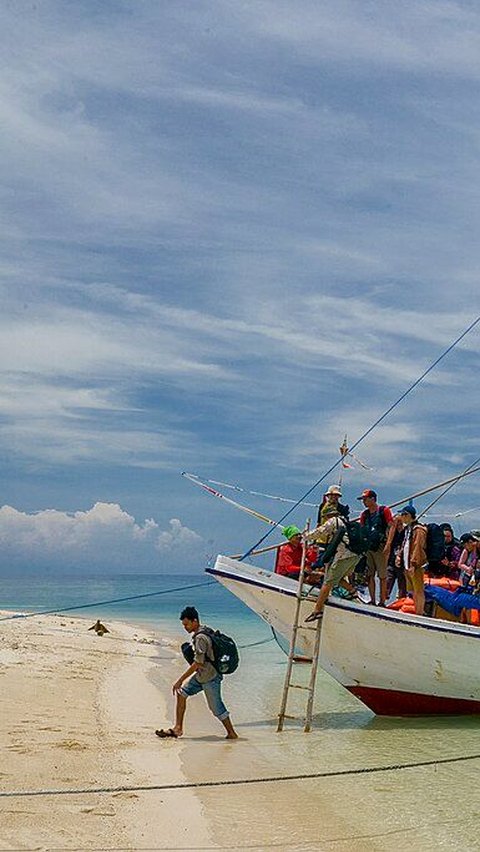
left=0, top=571, right=277, bottom=651
left=0, top=570, right=288, bottom=725
left=4, top=572, right=480, bottom=850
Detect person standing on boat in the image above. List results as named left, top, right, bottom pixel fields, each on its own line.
left=386, top=515, right=407, bottom=600
left=317, top=484, right=350, bottom=526
left=304, top=507, right=362, bottom=622
left=400, top=505, right=427, bottom=615
left=274, top=525, right=318, bottom=580
left=358, top=489, right=395, bottom=607
left=155, top=606, right=238, bottom=740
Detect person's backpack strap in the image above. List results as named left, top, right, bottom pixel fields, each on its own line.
left=379, top=506, right=389, bottom=528
left=195, top=627, right=215, bottom=665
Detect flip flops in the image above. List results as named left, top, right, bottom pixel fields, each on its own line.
left=304, top=611, right=323, bottom=623
left=155, top=728, right=178, bottom=738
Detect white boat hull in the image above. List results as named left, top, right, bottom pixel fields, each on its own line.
left=208, top=555, right=480, bottom=715
left=321, top=598, right=480, bottom=714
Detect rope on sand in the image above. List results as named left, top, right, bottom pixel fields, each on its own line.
left=1, top=751, right=479, bottom=799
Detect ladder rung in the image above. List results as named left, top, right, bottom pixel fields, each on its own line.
left=280, top=714, right=298, bottom=720
left=288, top=684, right=311, bottom=691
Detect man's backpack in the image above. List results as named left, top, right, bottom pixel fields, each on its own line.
left=344, top=519, right=374, bottom=556
left=314, top=518, right=369, bottom=566
left=182, top=627, right=239, bottom=674
left=423, top=522, right=445, bottom=564
left=360, top=506, right=389, bottom=552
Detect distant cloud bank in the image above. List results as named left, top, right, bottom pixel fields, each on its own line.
left=0, top=503, right=203, bottom=574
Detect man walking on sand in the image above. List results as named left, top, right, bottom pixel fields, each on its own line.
left=155, top=606, right=238, bottom=740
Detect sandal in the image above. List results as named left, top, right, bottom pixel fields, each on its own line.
left=155, top=728, right=178, bottom=738
left=304, top=611, right=323, bottom=623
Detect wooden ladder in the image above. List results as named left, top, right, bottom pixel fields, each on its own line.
left=277, top=525, right=323, bottom=733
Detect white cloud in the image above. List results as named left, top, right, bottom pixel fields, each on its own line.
left=0, top=503, right=203, bottom=574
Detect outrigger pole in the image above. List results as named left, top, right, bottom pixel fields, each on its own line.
left=387, top=465, right=480, bottom=512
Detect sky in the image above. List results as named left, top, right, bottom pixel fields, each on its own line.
left=1, top=0, right=479, bottom=575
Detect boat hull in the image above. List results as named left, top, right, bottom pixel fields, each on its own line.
left=208, top=555, right=480, bottom=715
left=321, top=598, right=480, bottom=715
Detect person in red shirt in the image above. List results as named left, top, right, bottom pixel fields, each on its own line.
left=274, top=525, right=317, bottom=580
left=358, top=489, right=395, bottom=607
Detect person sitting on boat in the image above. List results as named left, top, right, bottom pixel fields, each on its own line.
left=317, top=484, right=350, bottom=526
left=274, top=525, right=318, bottom=581
left=439, top=523, right=462, bottom=579
left=458, top=533, right=479, bottom=586
left=358, top=489, right=395, bottom=607
left=304, top=507, right=362, bottom=622
left=400, top=505, right=427, bottom=615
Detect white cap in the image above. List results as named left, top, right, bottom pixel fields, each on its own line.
left=326, top=484, right=342, bottom=496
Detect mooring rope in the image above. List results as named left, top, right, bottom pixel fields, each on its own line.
left=1, top=750, right=479, bottom=799
left=0, top=580, right=216, bottom=622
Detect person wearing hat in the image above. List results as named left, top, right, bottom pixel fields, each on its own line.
left=274, top=525, right=318, bottom=580
left=317, top=484, right=350, bottom=527
left=304, top=506, right=362, bottom=621
left=400, top=505, right=427, bottom=615
left=358, top=489, right=395, bottom=607
left=458, top=533, right=479, bottom=586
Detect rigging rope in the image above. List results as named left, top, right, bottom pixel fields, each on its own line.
left=240, top=315, right=480, bottom=560
left=182, top=472, right=319, bottom=508
left=182, top=473, right=280, bottom=526
left=417, top=455, right=480, bottom=522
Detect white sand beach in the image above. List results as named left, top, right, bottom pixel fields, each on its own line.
left=2, top=609, right=480, bottom=852
left=0, top=611, right=211, bottom=851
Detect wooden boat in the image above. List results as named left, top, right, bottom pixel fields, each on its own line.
left=207, top=554, right=480, bottom=715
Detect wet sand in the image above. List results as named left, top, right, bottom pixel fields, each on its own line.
left=1, top=609, right=480, bottom=851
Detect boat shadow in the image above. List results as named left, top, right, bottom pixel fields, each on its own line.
left=240, top=711, right=480, bottom=731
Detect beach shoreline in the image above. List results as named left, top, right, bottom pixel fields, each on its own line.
left=3, top=607, right=480, bottom=851
left=0, top=609, right=213, bottom=851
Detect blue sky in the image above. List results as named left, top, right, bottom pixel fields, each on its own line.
left=1, top=1, right=479, bottom=574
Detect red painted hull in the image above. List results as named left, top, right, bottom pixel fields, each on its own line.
left=349, top=685, right=480, bottom=716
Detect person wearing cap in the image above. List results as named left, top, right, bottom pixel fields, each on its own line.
left=304, top=506, right=362, bottom=621
left=274, top=525, right=318, bottom=580
left=358, top=489, right=395, bottom=607
left=400, top=505, right=427, bottom=615
left=317, top=485, right=350, bottom=527
left=458, top=533, right=479, bottom=586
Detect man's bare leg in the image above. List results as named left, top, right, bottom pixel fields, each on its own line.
left=172, top=692, right=187, bottom=736
left=312, top=582, right=333, bottom=616
left=368, top=576, right=376, bottom=605
left=414, top=589, right=425, bottom=616
left=221, top=716, right=238, bottom=739
left=379, top=577, right=387, bottom=606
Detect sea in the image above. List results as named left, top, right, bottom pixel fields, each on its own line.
left=3, top=570, right=480, bottom=848
left=0, top=570, right=274, bottom=644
